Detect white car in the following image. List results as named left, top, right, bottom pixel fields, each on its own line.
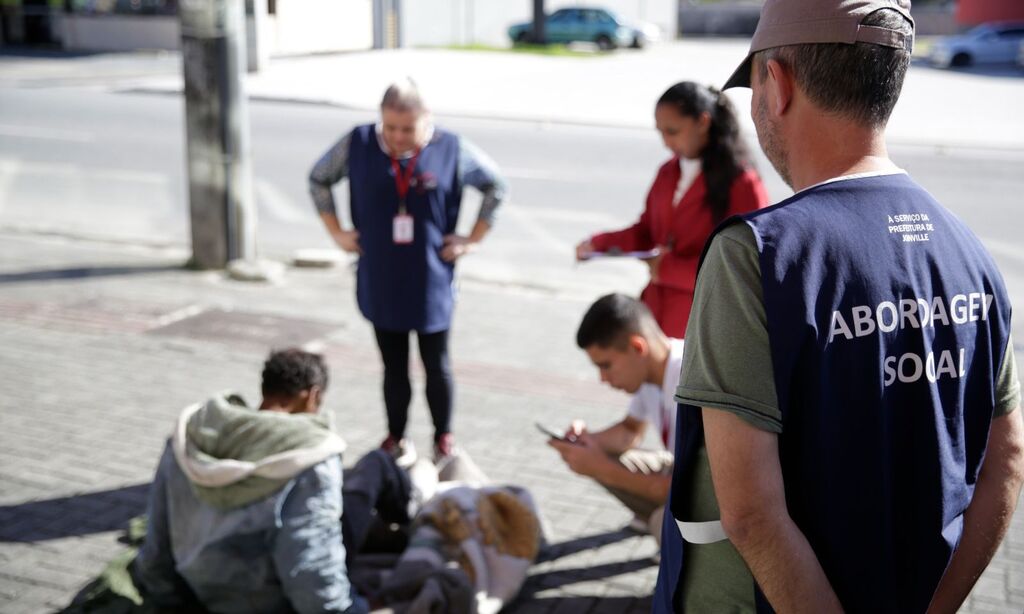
left=929, top=22, right=1024, bottom=68
left=630, top=20, right=662, bottom=49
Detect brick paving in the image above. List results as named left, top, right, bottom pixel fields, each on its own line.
left=0, top=232, right=1021, bottom=613
left=0, top=233, right=656, bottom=613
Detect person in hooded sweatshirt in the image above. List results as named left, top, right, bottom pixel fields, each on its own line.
left=132, top=349, right=416, bottom=613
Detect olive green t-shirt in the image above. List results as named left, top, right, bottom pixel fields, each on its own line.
left=673, top=222, right=1021, bottom=612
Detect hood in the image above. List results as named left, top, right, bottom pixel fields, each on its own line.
left=171, top=393, right=347, bottom=509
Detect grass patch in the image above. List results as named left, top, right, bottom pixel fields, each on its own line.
left=440, top=43, right=600, bottom=57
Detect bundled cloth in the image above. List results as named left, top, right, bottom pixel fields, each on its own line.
left=371, top=465, right=541, bottom=614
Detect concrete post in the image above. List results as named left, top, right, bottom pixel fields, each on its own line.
left=532, top=0, right=545, bottom=44
left=180, top=0, right=257, bottom=270
left=245, top=0, right=269, bottom=73
left=374, top=0, right=402, bottom=49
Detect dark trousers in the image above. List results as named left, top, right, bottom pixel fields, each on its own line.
left=341, top=450, right=412, bottom=567
left=373, top=327, right=453, bottom=442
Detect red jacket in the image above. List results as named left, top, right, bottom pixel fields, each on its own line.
left=591, top=159, right=770, bottom=293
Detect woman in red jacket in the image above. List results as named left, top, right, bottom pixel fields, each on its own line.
left=576, top=81, right=769, bottom=338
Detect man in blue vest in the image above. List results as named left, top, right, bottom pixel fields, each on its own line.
left=654, top=1, right=1024, bottom=612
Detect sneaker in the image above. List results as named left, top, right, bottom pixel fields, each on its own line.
left=380, top=435, right=417, bottom=469
left=432, top=433, right=459, bottom=464
left=405, top=458, right=440, bottom=518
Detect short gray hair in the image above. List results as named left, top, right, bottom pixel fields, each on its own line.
left=381, top=78, right=426, bottom=114
left=754, top=8, right=912, bottom=128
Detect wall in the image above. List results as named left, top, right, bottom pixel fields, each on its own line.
left=56, top=15, right=180, bottom=52
left=402, top=0, right=678, bottom=48
left=54, top=1, right=373, bottom=56
left=957, top=0, right=1024, bottom=25
left=913, top=4, right=958, bottom=36
left=677, top=2, right=956, bottom=37
left=678, top=2, right=760, bottom=36
left=271, top=0, right=372, bottom=55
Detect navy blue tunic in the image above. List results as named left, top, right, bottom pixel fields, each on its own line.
left=347, top=125, right=463, bottom=333
left=655, top=173, right=1012, bottom=612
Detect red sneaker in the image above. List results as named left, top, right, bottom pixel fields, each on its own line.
left=380, top=435, right=417, bottom=468
left=433, top=433, right=459, bottom=464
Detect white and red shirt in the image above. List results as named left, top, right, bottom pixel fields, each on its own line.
left=627, top=338, right=685, bottom=452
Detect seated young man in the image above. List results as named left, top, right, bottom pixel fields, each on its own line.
left=548, top=293, right=683, bottom=540
left=132, top=349, right=413, bottom=614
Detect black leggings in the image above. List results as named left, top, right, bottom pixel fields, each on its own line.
left=373, top=327, right=453, bottom=442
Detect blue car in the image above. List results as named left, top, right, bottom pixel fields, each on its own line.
left=508, top=7, right=660, bottom=50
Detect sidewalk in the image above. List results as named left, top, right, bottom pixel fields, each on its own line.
left=137, top=41, right=1024, bottom=149
left=1, top=231, right=1022, bottom=614
left=0, top=232, right=659, bottom=613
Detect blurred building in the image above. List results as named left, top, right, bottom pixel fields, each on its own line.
left=957, top=0, right=1024, bottom=25
left=7, top=0, right=1000, bottom=55
left=0, top=0, right=374, bottom=55
left=677, top=0, right=959, bottom=37
left=401, top=0, right=678, bottom=48
left=0, top=0, right=680, bottom=53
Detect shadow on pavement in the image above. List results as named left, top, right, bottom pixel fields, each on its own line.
left=523, top=556, right=656, bottom=593
left=0, top=264, right=183, bottom=285
left=509, top=592, right=653, bottom=613
left=511, top=528, right=657, bottom=605
left=0, top=483, right=150, bottom=542
left=537, top=527, right=638, bottom=562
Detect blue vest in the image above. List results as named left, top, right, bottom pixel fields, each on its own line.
left=654, top=173, right=1012, bottom=613
left=347, top=125, right=463, bottom=333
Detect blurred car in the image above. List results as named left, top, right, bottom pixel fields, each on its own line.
left=508, top=7, right=661, bottom=50
left=1018, top=39, right=1024, bottom=69
left=929, top=22, right=1024, bottom=68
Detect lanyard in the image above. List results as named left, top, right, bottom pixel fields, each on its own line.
left=390, top=149, right=420, bottom=215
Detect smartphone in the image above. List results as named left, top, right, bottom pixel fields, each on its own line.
left=535, top=422, right=578, bottom=443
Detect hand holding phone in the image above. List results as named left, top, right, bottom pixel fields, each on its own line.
left=567, top=419, right=586, bottom=440
left=536, top=422, right=579, bottom=444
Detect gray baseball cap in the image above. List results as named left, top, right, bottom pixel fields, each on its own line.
left=723, top=0, right=915, bottom=90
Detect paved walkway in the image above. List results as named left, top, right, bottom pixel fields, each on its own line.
left=1, top=229, right=1022, bottom=613
left=0, top=232, right=660, bottom=613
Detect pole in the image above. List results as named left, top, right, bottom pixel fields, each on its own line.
left=245, top=0, right=269, bottom=73
left=532, top=0, right=545, bottom=44
left=180, top=0, right=257, bottom=270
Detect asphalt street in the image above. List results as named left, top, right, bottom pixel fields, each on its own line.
left=1, top=85, right=1023, bottom=322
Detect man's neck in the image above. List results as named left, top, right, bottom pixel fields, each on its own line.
left=259, top=398, right=295, bottom=414
left=647, top=336, right=672, bottom=388
left=787, top=120, right=899, bottom=193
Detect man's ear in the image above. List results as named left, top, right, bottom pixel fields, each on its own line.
left=765, top=58, right=794, bottom=118
left=305, top=386, right=323, bottom=412
left=628, top=334, right=650, bottom=357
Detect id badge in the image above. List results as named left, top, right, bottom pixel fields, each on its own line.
left=393, top=214, right=414, bottom=244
